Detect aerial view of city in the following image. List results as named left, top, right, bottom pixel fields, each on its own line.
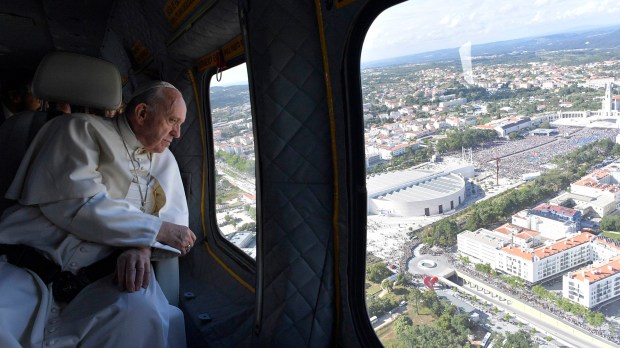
left=208, top=1, right=620, bottom=347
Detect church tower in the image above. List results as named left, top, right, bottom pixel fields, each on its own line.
left=603, top=83, right=613, bottom=114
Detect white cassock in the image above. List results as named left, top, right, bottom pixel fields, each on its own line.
left=0, top=113, right=188, bottom=348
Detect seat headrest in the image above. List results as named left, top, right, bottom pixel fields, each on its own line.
left=32, top=52, right=122, bottom=110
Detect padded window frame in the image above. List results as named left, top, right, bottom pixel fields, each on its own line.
left=343, top=0, right=406, bottom=346
left=200, top=61, right=257, bottom=272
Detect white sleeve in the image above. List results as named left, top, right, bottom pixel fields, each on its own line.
left=39, top=192, right=162, bottom=247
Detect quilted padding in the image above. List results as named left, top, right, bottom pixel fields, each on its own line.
left=246, top=0, right=335, bottom=346
left=170, top=80, right=206, bottom=234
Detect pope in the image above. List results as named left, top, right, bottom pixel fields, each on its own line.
left=0, top=81, right=195, bottom=348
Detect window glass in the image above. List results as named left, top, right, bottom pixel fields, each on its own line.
left=362, top=1, right=620, bottom=346
left=209, top=63, right=256, bottom=259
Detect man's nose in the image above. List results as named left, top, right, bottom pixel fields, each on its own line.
left=171, top=124, right=181, bottom=138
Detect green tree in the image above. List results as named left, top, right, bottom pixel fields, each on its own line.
left=487, top=102, right=499, bottom=114
left=459, top=255, right=471, bottom=265
left=393, top=315, right=413, bottom=336
left=395, top=273, right=408, bottom=286
left=532, top=285, right=549, bottom=299
left=436, top=128, right=498, bottom=153
left=367, top=262, right=392, bottom=283
left=396, top=303, right=470, bottom=347
left=503, top=330, right=534, bottom=348
left=501, top=275, right=525, bottom=288
left=600, top=216, right=620, bottom=232
left=475, top=263, right=494, bottom=275
left=450, top=313, right=471, bottom=337
left=421, top=289, right=440, bottom=310
left=238, top=222, right=256, bottom=231
left=409, top=287, right=422, bottom=315
left=430, top=219, right=459, bottom=246
left=381, top=279, right=394, bottom=293
left=464, top=210, right=482, bottom=231
left=366, top=296, right=396, bottom=317
left=246, top=206, right=257, bottom=220
left=587, top=311, right=605, bottom=327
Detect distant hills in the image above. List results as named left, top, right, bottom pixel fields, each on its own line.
left=210, top=85, right=250, bottom=108
left=362, top=24, right=620, bottom=68
left=210, top=25, right=620, bottom=105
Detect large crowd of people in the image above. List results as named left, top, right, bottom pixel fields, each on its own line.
left=469, top=127, right=619, bottom=180
left=368, top=125, right=620, bottom=344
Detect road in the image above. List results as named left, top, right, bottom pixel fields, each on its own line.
left=218, top=162, right=256, bottom=195
left=457, top=279, right=607, bottom=348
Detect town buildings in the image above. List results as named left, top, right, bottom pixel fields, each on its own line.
left=511, top=204, right=581, bottom=240
left=457, top=162, right=620, bottom=307
left=551, top=162, right=620, bottom=218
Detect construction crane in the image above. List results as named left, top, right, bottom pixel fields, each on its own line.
left=492, top=157, right=500, bottom=186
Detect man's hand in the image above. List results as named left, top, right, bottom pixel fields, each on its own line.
left=156, top=221, right=196, bottom=256
left=115, top=247, right=151, bottom=292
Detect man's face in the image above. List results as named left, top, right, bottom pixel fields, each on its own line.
left=7, top=82, right=41, bottom=112
left=136, top=89, right=187, bottom=153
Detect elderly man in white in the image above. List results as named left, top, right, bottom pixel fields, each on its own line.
left=0, top=81, right=196, bottom=348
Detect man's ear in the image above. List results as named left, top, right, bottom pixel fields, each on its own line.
left=134, top=103, right=148, bottom=125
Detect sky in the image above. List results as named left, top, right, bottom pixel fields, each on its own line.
left=212, top=0, right=620, bottom=86
left=210, top=64, right=248, bottom=87
left=362, top=0, right=620, bottom=63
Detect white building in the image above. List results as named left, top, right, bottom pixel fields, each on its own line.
left=457, top=228, right=512, bottom=268
left=569, top=162, right=620, bottom=217
left=375, top=142, right=419, bottom=160
left=476, top=116, right=531, bottom=137
left=496, top=232, right=594, bottom=284
left=367, top=163, right=473, bottom=216
left=553, top=83, right=620, bottom=121
left=494, top=224, right=541, bottom=249
left=365, top=152, right=382, bottom=169
left=584, top=78, right=616, bottom=89
left=564, top=256, right=620, bottom=308
left=562, top=235, right=620, bottom=308
left=590, top=235, right=620, bottom=261
left=511, top=210, right=577, bottom=240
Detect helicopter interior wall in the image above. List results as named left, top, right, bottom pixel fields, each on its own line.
left=172, top=72, right=257, bottom=347
left=244, top=0, right=337, bottom=346
left=0, top=0, right=401, bottom=346
left=318, top=0, right=408, bottom=346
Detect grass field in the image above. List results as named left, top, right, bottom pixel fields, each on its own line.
left=601, top=231, right=620, bottom=241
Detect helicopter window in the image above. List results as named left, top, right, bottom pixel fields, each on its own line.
left=209, top=63, right=257, bottom=260
left=362, top=0, right=620, bottom=346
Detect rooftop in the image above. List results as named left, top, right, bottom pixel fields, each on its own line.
left=501, top=232, right=594, bottom=261
left=592, top=235, right=620, bottom=252
left=367, top=167, right=467, bottom=201
left=494, top=223, right=539, bottom=239
left=569, top=256, right=620, bottom=284
left=572, top=163, right=620, bottom=194
left=459, top=228, right=513, bottom=248
left=532, top=203, right=579, bottom=218
left=549, top=192, right=594, bottom=204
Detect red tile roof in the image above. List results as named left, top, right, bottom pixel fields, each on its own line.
left=501, top=232, right=594, bottom=261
